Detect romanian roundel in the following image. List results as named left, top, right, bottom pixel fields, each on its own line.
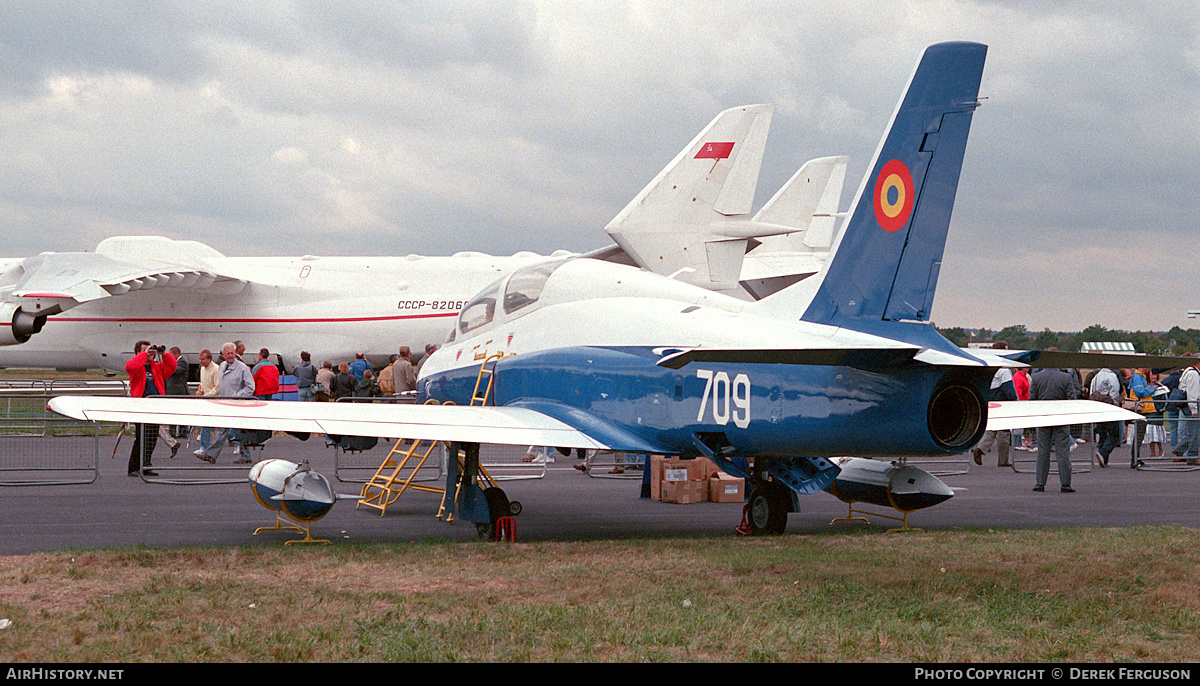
left=872, top=159, right=915, bottom=233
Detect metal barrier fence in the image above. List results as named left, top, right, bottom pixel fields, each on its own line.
left=328, top=395, right=448, bottom=485
left=0, top=379, right=128, bottom=486
left=473, top=444, right=549, bottom=482
left=904, top=455, right=973, bottom=477
left=577, top=450, right=647, bottom=479
left=1131, top=399, right=1200, bottom=472
left=0, top=425, right=106, bottom=486
left=1009, top=425, right=1095, bottom=475
left=1004, top=411, right=1200, bottom=474
left=328, top=395, right=446, bottom=487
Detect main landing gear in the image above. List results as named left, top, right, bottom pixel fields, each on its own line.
left=477, top=486, right=522, bottom=540
left=734, top=455, right=839, bottom=536
left=442, top=441, right=522, bottom=541
left=740, top=480, right=792, bottom=536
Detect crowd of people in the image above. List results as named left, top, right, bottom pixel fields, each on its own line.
left=123, top=338, right=437, bottom=476
left=123, top=334, right=1200, bottom=487
left=970, top=342, right=1199, bottom=493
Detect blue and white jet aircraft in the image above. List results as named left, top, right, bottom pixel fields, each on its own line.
left=50, top=42, right=1149, bottom=536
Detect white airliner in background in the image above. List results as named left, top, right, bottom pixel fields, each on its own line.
left=0, top=237, right=559, bottom=372
left=0, top=105, right=847, bottom=373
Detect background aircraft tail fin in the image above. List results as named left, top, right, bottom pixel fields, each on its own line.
left=750, top=155, right=849, bottom=251
left=604, top=104, right=772, bottom=288
left=786, top=42, right=987, bottom=327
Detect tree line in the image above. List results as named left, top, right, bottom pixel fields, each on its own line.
left=934, top=325, right=1200, bottom=356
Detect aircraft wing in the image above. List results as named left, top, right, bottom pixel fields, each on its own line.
left=3, top=236, right=245, bottom=319
left=984, top=400, right=1143, bottom=432
left=655, top=344, right=1199, bottom=374
left=992, top=349, right=1196, bottom=371
left=47, top=396, right=612, bottom=451
left=49, top=395, right=1139, bottom=456
left=912, top=347, right=1197, bottom=371
left=13, top=252, right=233, bottom=303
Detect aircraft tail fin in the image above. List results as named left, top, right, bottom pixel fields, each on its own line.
left=750, top=155, right=849, bottom=251
left=781, top=42, right=987, bottom=326
left=604, top=104, right=773, bottom=288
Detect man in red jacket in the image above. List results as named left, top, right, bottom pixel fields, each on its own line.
left=252, top=348, right=280, bottom=400
left=124, top=340, right=177, bottom=477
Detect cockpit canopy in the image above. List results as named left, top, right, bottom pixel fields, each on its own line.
left=447, top=257, right=571, bottom=343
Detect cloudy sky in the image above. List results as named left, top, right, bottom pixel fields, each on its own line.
left=0, top=0, right=1196, bottom=332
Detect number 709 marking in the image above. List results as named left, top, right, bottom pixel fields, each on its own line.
left=695, top=369, right=751, bottom=429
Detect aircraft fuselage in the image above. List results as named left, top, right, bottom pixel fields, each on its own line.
left=0, top=253, right=552, bottom=371
left=419, top=259, right=993, bottom=461
left=424, top=344, right=991, bottom=459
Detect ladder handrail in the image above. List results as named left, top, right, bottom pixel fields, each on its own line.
left=358, top=353, right=508, bottom=517
left=469, top=352, right=508, bottom=406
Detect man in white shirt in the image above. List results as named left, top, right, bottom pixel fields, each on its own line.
left=194, top=342, right=255, bottom=464
left=194, top=349, right=220, bottom=449
left=1089, top=367, right=1121, bottom=467
left=1174, top=356, right=1200, bottom=464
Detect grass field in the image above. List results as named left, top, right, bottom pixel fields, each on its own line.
left=1, top=525, right=1198, bottom=662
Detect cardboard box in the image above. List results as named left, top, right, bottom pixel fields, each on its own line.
left=650, top=455, right=720, bottom=500
left=663, top=468, right=689, bottom=482
left=661, top=478, right=709, bottom=504
left=709, top=475, right=746, bottom=503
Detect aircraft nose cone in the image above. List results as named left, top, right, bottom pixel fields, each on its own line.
left=889, top=487, right=954, bottom=512
left=887, top=465, right=954, bottom=512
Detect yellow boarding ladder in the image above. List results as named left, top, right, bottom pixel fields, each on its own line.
left=356, top=401, right=450, bottom=516
left=356, top=353, right=507, bottom=517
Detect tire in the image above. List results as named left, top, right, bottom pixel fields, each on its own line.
left=746, top=482, right=790, bottom=535
left=479, top=487, right=510, bottom=540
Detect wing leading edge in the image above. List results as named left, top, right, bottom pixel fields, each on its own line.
left=985, top=400, right=1144, bottom=432
left=49, top=395, right=1144, bottom=457
left=5, top=236, right=246, bottom=320
left=996, top=349, right=1197, bottom=371
left=48, top=396, right=617, bottom=451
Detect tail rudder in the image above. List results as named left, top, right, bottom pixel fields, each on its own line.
left=605, top=104, right=772, bottom=287
left=750, top=155, right=849, bottom=251
left=796, top=41, right=987, bottom=326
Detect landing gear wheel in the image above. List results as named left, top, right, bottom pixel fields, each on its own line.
left=508, top=500, right=522, bottom=516
left=476, top=486, right=511, bottom=540
left=746, top=481, right=790, bottom=536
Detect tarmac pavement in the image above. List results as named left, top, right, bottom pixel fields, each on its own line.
left=1, top=433, right=1198, bottom=555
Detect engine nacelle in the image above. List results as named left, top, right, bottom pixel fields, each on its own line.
left=0, top=303, right=47, bottom=345
left=926, top=375, right=987, bottom=453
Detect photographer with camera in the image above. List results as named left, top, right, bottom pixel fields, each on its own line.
left=124, top=340, right=178, bottom=477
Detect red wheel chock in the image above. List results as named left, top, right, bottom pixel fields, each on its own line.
left=495, top=516, right=516, bottom=542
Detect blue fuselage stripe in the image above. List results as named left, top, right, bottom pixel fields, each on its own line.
left=422, top=346, right=991, bottom=458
